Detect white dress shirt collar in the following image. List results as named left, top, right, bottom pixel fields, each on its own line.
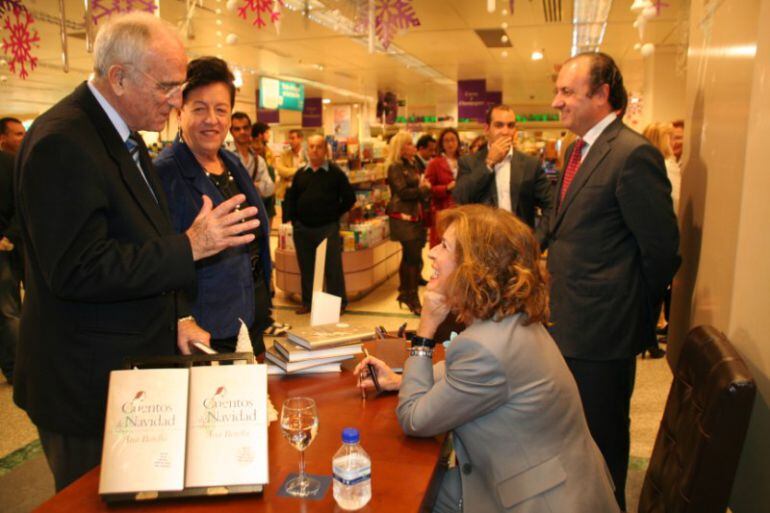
left=581, top=112, right=617, bottom=148
left=87, top=81, right=131, bottom=143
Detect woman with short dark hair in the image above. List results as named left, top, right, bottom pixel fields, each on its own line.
left=154, top=57, right=271, bottom=354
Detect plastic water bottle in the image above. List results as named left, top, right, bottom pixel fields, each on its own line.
left=332, top=427, right=371, bottom=510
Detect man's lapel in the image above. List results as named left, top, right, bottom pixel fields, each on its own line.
left=553, top=119, right=621, bottom=230
left=508, top=151, right=526, bottom=212
left=77, top=83, right=169, bottom=235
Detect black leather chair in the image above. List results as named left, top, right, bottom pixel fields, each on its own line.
left=638, top=325, right=756, bottom=513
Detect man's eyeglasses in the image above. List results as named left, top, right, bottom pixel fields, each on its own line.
left=125, top=63, right=187, bottom=99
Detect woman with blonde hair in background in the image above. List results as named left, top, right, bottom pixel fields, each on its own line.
left=642, top=121, right=681, bottom=357
left=643, top=122, right=681, bottom=213
left=385, top=131, right=431, bottom=315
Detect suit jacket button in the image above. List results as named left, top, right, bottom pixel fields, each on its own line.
left=462, top=463, right=472, bottom=475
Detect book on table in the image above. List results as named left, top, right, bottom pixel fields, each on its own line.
left=264, top=346, right=354, bottom=373
left=266, top=362, right=344, bottom=375
left=273, top=337, right=362, bottom=362
left=99, top=364, right=269, bottom=499
left=286, top=322, right=374, bottom=350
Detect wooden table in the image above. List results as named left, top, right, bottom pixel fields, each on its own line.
left=33, top=358, right=444, bottom=512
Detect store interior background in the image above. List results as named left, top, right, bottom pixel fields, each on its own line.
left=1, top=0, right=769, bottom=511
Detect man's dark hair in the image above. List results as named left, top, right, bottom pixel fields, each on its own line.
left=182, top=56, right=236, bottom=108
left=672, top=119, right=685, bottom=129
left=0, top=117, right=22, bottom=135
left=288, top=129, right=303, bottom=138
left=572, top=52, right=627, bottom=112
left=231, top=111, right=251, bottom=125
left=416, top=134, right=435, bottom=150
left=252, top=122, right=270, bottom=138
left=485, top=104, right=515, bottom=125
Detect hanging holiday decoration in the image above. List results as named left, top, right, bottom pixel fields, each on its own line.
left=630, top=0, right=662, bottom=57
left=1, top=4, right=39, bottom=79
left=90, top=0, right=158, bottom=25
left=356, top=0, right=421, bottom=50
left=236, top=0, right=284, bottom=29
left=0, top=0, right=23, bottom=16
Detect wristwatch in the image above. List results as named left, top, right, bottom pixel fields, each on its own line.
left=410, top=335, right=436, bottom=348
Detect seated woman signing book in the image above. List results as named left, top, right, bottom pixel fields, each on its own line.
left=355, top=205, right=619, bottom=513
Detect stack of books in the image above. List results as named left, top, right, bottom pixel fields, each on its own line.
left=265, top=323, right=373, bottom=375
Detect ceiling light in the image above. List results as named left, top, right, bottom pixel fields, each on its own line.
left=501, top=50, right=508, bottom=58
left=571, top=0, right=613, bottom=55
left=322, top=98, right=332, bottom=104
left=233, top=69, right=243, bottom=88
left=531, top=50, right=544, bottom=60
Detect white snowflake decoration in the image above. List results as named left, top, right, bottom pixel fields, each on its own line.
left=90, top=0, right=158, bottom=25
left=1, top=5, right=38, bottom=79
left=237, top=0, right=283, bottom=29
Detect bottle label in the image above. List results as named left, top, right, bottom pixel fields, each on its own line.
left=333, top=466, right=371, bottom=486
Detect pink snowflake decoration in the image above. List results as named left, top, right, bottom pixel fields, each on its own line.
left=2, top=6, right=39, bottom=79
left=90, top=0, right=158, bottom=25
left=237, top=0, right=283, bottom=28
left=356, top=0, right=421, bottom=49
left=0, top=0, right=24, bottom=16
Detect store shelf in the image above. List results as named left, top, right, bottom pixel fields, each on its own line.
left=274, top=239, right=402, bottom=301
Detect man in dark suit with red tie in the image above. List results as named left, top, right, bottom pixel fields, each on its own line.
left=546, top=53, right=680, bottom=511
left=13, top=12, right=260, bottom=491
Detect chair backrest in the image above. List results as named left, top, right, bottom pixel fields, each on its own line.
left=639, top=326, right=756, bottom=513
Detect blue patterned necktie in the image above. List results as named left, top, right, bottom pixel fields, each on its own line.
left=125, top=133, right=158, bottom=204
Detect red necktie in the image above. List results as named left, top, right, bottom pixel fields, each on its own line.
left=559, top=138, right=586, bottom=204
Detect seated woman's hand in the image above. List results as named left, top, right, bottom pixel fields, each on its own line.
left=417, top=287, right=451, bottom=337
left=353, top=356, right=402, bottom=392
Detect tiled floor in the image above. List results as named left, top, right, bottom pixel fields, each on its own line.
left=0, top=241, right=672, bottom=512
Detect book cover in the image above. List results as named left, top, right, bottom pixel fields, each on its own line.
left=274, top=338, right=362, bottom=362
left=99, top=368, right=189, bottom=495
left=185, top=365, right=269, bottom=488
left=267, top=362, right=342, bottom=375
left=287, top=322, right=373, bottom=349
left=264, top=346, right=354, bottom=373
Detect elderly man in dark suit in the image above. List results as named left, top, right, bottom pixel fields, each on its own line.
left=453, top=104, right=554, bottom=247
left=546, top=52, right=680, bottom=511
left=13, top=12, right=260, bottom=491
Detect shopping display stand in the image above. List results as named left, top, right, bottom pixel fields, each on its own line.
left=100, top=352, right=263, bottom=504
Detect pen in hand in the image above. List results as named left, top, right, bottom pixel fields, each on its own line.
left=362, top=348, right=382, bottom=395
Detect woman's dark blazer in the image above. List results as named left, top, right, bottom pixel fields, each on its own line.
left=386, top=157, right=429, bottom=242
left=155, top=138, right=271, bottom=339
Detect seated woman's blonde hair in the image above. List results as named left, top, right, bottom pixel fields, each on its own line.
left=437, top=205, right=549, bottom=325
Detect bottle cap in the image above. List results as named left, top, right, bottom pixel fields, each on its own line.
left=342, top=427, right=359, bottom=444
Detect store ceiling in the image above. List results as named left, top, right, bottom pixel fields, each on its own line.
left=2, top=0, right=689, bottom=118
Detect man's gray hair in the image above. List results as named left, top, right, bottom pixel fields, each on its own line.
left=92, top=12, right=176, bottom=77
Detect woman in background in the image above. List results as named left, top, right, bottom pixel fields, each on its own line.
left=155, top=57, right=271, bottom=354
left=356, top=205, right=619, bottom=513
left=425, top=128, right=461, bottom=248
left=385, top=131, right=431, bottom=315
left=469, top=134, right=486, bottom=154
left=642, top=121, right=682, bottom=355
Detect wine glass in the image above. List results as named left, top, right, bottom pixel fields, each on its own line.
left=280, top=396, right=320, bottom=497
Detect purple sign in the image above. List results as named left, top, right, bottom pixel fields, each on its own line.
left=302, top=97, right=323, bottom=127
left=457, top=79, right=487, bottom=123
left=486, top=91, right=502, bottom=115
left=256, top=89, right=279, bottom=124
